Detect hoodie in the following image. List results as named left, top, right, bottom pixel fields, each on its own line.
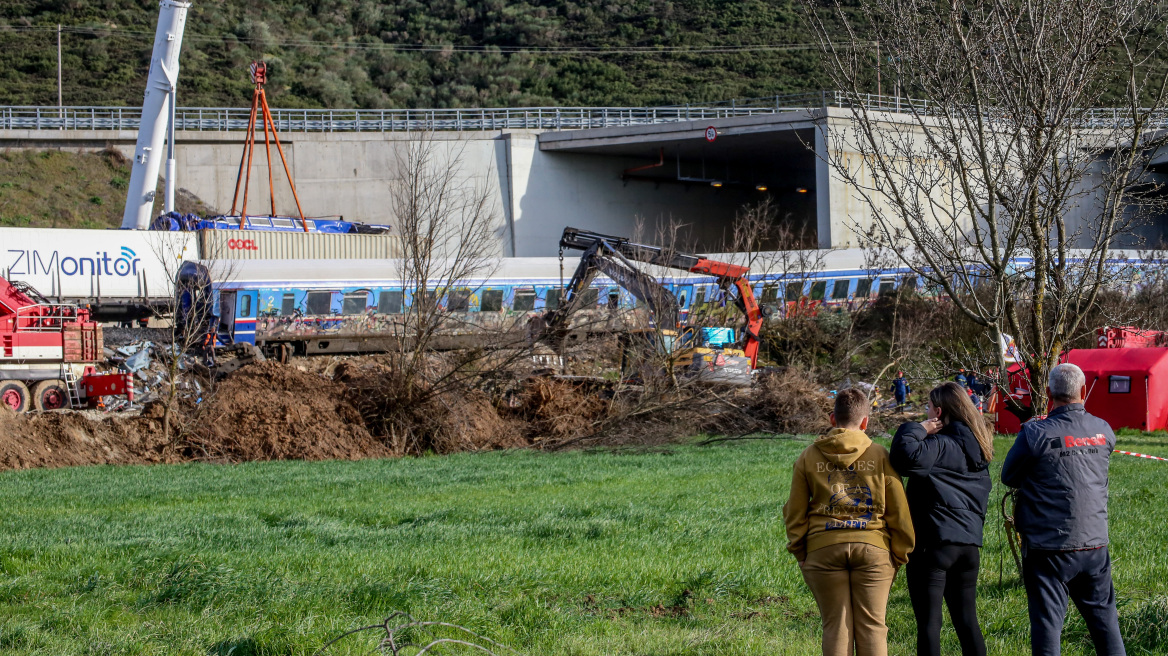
left=783, top=427, right=915, bottom=565
left=891, top=420, right=991, bottom=548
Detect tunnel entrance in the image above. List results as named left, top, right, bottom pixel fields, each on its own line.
left=514, top=114, right=822, bottom=256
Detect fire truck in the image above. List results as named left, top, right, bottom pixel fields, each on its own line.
left=1, top=276, right=129, bottom=413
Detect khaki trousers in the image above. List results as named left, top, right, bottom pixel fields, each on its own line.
left=801, top=542, right=897, bottom=656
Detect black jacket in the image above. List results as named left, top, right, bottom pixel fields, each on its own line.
left=891, top=420, right=992, bottom=548
left=1001, top=403, right=1115, bottom=551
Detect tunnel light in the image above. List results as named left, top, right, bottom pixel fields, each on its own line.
left=710, top=181, right=723, bottom=187
left=795, top=186, right=809, bottom=193
left=755, top=184, right=768, bottom=191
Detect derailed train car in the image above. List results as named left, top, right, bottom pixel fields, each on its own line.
left=174, top=252, right=926, bottom=360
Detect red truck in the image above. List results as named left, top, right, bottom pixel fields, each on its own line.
left=1, top=276, right=130, bottom=413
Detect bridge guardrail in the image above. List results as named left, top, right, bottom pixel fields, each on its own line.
left=0, top=102, right=819, bottom=133
left=2, top=92, right=1162, bottom=132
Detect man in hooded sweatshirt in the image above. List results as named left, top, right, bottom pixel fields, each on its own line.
left=784, top=388, right=915, bottom=656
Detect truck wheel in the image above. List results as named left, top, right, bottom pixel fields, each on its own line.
left=0, top=381, right=30, bottom=413
left=33, top=380, right=69, bottom=411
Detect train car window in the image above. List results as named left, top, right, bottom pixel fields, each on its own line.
left=832, top=280, right=850, bottom=300
left=581, top=288, right=600, bottom=307
left=786, top=282, right=803, bottom=301
left=240, top=294, right=253, bottom=317
left=693, top=288, right=706, bottom=309
left=513, top=290, right=536, bottom=312
left=879, top=280, right=896, bottom=295
left=902, top=277, right=918, bottom=291
left=810, top=281, right=827, bottom=301
left=272, top=218, right=294, bottom=228
left=481, top=289, right=504, bottom=312
left=545, top=288, right=562, bottom=310
left=607, top=290, right=620, bottom=309
left=855, top=279, right=873, bottom=298
left=281, top=293, right=296, bottom=315
left=761, top=285, right=779, bottom=304
left=678, top=292, right=687, bottom=307
left=306, top=291, right=332, bottom=315
left=378, top=290, right=403, bottom=314
left=342, top=292, right=367, bottom=315
left=447, top=289, right=471, bottom=312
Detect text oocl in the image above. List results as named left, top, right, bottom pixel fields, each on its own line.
left=227, top=239, right=259, bottom=251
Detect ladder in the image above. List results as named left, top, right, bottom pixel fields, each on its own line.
left=62, top=366, right=82, bottom=410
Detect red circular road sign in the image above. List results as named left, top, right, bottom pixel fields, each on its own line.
left=704, top=126, right=717, bottom=142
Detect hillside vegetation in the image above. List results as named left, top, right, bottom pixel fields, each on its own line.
left=0, top=1, right=831, bottom=109
left=0, top=148, right=214, bottom=229
left=0, top=149, right=129, bottom=229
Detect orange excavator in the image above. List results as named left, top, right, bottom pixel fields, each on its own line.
left=533, top=227, right=764, bottom=384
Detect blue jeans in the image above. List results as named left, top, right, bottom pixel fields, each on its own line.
left=1022, top=546, right=1125, bottom=656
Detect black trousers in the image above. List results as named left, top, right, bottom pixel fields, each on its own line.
left=1022, top=546, right=1125, bottom=656
left=906, top=543, right=987, bottom=656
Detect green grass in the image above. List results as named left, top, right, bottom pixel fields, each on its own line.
left=0, top=435, right=1165, bottom=655
left=0, top=149, right=127, bottom=229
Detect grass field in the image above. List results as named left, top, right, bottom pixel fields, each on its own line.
left=0, top=434, right=1166, bottom=655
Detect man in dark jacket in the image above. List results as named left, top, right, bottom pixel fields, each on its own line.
left=1001, top=363, right=1125, bottom=656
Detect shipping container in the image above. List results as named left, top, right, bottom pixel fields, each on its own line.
left=0, top=228, right=197, bottom=320
left=198, top=229, right=401, bottom=261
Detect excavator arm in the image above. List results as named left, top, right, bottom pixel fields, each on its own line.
left=539, top=227, right=764, bottom=368
left=535, top=236, right=681, bottom=351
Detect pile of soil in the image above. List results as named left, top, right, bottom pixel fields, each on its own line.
left=0, top=358, right=838, bottom=472
left=335, top=358, right=528, bottom=455
left=180, top=361, right=394, bottom=462
left=0, top=406, right=171, bottom=470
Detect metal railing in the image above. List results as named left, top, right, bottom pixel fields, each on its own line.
left=0, top=97, right=831, bottom=133
left=13, top=304, right=83, bottom=332
left=2, top=92, right=1164, bottom=132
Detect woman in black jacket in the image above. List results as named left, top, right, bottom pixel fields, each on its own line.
left=891, top=381, right=994, bottom=656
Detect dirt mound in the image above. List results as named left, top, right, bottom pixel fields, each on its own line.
left=0, top=406, right=173, bottom=470
left=4, top=354, right=823, bottom=471
left=182, top=361, right=393, bottom=462
left=337, top=359, right=527, bottom=455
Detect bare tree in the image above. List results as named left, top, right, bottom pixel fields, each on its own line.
left=145, top=234, right=237, bottom=442
left=801, top=0, right=1168, bottom=411
left=724, top=199, right=833, bottom=320
left=368, top=133, right=521, bottom=453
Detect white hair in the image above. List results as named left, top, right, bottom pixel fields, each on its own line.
left=1049, top=363, right=1086, bottom=402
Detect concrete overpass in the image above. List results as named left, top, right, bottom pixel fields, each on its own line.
left=2, top=96, right=1165, bottom=255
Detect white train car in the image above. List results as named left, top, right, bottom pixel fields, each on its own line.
left=0, top=228, right=197, bottom=322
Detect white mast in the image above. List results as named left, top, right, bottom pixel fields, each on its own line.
left=121, top=0, right=191, bottom=230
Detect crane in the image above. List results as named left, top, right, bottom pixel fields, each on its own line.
left=121, top=0, right=192, bottom=230
left=0, top=276, right=130, bottom=412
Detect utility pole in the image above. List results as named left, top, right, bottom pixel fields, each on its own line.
left=57, top=24, right=62, bottom=116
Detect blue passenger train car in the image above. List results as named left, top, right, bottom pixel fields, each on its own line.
left=175, top=251, right=922, bottom=357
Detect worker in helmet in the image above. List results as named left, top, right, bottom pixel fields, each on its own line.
left=891, top=372, right=911, bottom=413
